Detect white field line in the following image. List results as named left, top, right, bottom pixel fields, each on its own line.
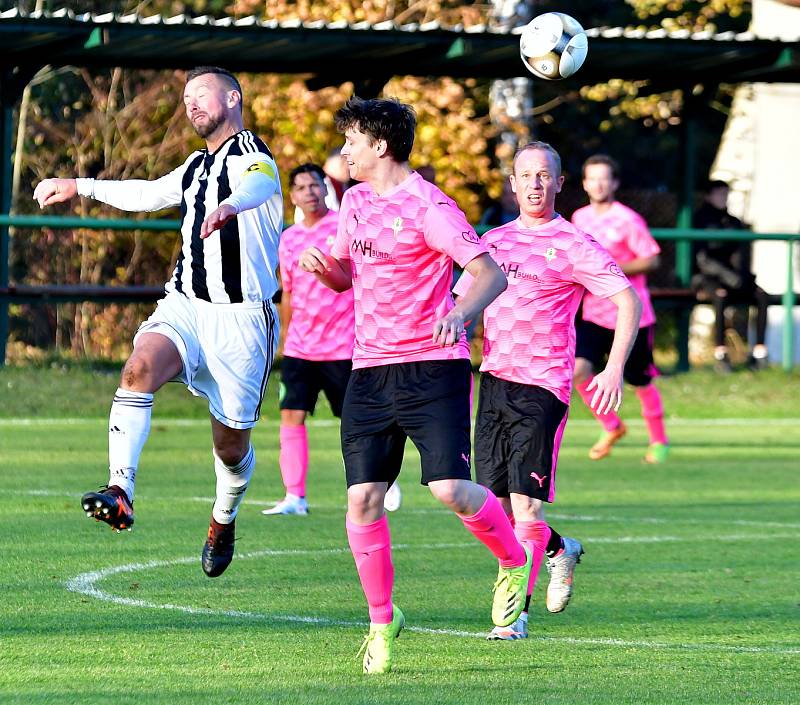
left=6, top=489, right=800, bottom=528
left=63, top=544, right=800, bottom=655
left=5, top=488, right=800, bottom=531
left=4, top=417, right=800, bottom=428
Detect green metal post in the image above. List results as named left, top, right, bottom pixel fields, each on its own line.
left=674, top=91, right=698, bottom=372
left=0, top=101, right=12, bottom=366
left=782, top=240, right=795, bottom=372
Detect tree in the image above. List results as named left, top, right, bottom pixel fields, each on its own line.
left=8, top=0, right=752, bottom=360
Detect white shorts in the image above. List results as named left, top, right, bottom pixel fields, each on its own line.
left=134, top=292, right=278, bottom=429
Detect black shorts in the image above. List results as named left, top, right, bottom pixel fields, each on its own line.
left=279, top=356, right=352, bottom=417
left=341, top=359, right=473, bottom=488
left=474, top=373, right=569, bottom=502
left=575, top=321, right=658, bottom=387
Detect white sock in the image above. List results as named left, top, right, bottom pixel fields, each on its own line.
left=108, top=388, right=153, bottom=502
left=212, top=445, right=255, bottom=525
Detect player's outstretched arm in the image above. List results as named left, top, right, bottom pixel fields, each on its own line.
left=201, top=162, right=279, bottom=239
left=586, top=286, right=642, bottom=414
left=33, top=178, right=78, bottom=208
left=433, top=253, right=506, bottom=347
left=38, top=167, right=185, bottom=214
left=299, top=246, right=352, bottom=292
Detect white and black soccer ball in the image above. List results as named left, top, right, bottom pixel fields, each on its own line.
left=519, top=12, right=588, bottom=80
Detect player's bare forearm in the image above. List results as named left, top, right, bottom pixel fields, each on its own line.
left=298, top=247, right=352, bottom=292
left=607, top=286, right=641, bottom=369
left=434, top=253, right=506, bottom=347
left=452, top=253, right=507, bottom=325
left=278, top=294, right=292, bottom=354
left=587, top=287, right=641, bottom=414
left=621, top=254, right=659, bottom=276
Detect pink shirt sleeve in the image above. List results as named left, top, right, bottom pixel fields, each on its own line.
left=572, top=233, right=632, bottom=300
left=331, top=195, right=351, bottom=261
left=628, top=211, right=661, bottom=259
left=423, top=202, right=487, bottom=268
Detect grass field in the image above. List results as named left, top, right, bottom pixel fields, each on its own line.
left=0, top=364, right=798, bottom=704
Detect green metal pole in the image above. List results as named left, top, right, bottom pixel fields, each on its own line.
left=0, top=101, right=13, bottom=367
left=782, top=240, right=795, bottom=372
left=674, top=91, right=698, bottom=372
left=0, top=214, right=179, bottom=231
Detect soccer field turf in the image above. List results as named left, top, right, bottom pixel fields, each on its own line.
left=0, top=375, right=798, bottom=704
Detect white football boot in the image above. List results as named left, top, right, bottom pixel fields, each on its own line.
left=261, top=494, right=309, bottom=516
left=545, top=537, right=584, bottom=612
left=487, top=612, right=528, bottom=640
left=383, top=482, right=402, bottom=512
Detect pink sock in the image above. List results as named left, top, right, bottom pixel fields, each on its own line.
left=576, top=376, right=622, bottom=432
left=514, top=520, right=551, bottom=597
left=279, top=424, right=308, bottom=497
left=346, top=515, right=394, bottom=624
left=459, top=489, right=527, bottom=569
left=636, top=385, right=668, bottom=445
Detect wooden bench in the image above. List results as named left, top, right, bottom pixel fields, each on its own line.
left=650, top=287, right=785, bottom=308
left=0, top=284, right=164, bottom=303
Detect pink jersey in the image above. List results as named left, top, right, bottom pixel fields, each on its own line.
left=279, top=209, right=355, bottom=360
left=331, top=172, right=487, bottom=369
left=453, top=216, right=630, bottom=404
left=571, top=201, right=660, bottom=329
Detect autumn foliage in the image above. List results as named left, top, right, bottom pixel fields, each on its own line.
left=9, top=0, right=750, bottom=360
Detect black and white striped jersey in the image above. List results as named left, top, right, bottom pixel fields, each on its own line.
left=77, top=130, right=282, bottom=305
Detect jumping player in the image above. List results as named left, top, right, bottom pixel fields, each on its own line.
left=33, top=67, right=282, bottom=577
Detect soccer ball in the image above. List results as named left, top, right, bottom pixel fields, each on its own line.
left=519, top=12, right=588, bottom=80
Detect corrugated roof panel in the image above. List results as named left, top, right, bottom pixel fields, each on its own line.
left=0, top=8, right=796, bottom=85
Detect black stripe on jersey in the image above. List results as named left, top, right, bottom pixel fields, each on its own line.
left=248, top=132, right=273, bottom=160
left=176, top=153, right=205, bottom=294
left=189, top=153, right=213, bottom=301
left=217, top=137, right=246, bottom=303
left=254, top=301, right=277, bottom=421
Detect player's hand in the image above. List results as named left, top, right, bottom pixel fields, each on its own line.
left=433, top=310, right=466, bottom=347
left=298, top=247, right=330, bottom=276
left=200, top=204, right=238, bottom=239
left=33, top=178, right=77, bottom=208
left=586, top=363, right=624, bottom=415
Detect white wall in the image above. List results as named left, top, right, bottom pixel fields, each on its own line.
left=714, top=0, right=800, bottom=362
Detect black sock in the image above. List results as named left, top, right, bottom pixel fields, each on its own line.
left=545, top=527, right=564, bottom=558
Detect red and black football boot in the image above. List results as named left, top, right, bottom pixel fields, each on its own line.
left=201, top=517, right=236, bottom=577
left=81, top=485, right=134, bottom=532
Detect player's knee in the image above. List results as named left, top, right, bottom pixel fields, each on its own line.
left=214, top=441, right=249, bottom=467
left=347, top=484, right=384, bottom=516
left=428, top=480, right=466, bottom=512
left=121, top=355, right=154, bottom=390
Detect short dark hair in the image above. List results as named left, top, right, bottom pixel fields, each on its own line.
left=582, top=154, right=620, bottom=180
left=513, top=141, right=562, bottom=177
left=705, top=179, right=729, bottom=192
left=334, top=96, right=416, bottom=163
left=289, top=163, right=327, bottom=188
left=186, top=66, right=242, bottom=103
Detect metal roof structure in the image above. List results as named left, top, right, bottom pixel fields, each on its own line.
left=1, top=7, right=798, bottom=86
